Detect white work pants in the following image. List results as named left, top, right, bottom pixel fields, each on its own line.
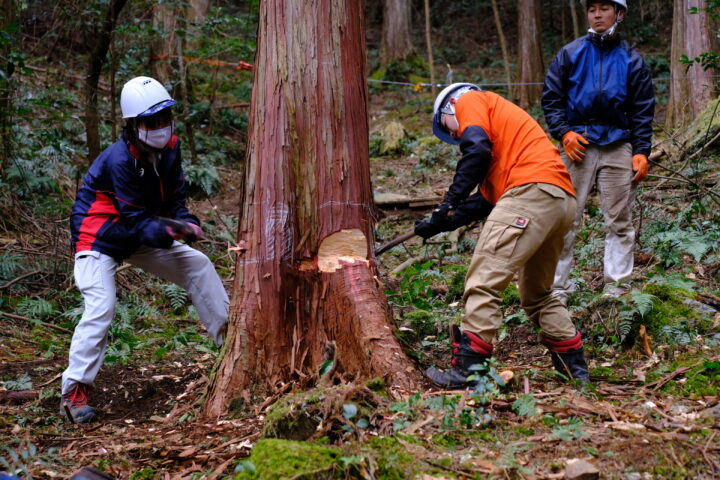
left=61, top=242, right=229, bottom=394
left=552, top=141, right=636, bottom=299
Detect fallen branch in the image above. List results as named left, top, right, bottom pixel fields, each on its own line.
left=0, top=269, right=42, bottom=290
left=0, top=311, right=74, bottom=334
left=0, top=390, right=41, bottom=404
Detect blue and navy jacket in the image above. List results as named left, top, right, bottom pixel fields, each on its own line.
left=70, top=133, right=198, bottom=260
left=542, top=34, right=655, bottom=156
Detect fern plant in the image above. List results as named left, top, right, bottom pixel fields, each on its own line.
left=16, top=297, right=57, bottom=322
left=161, top=283, right=189, bottom=310
left=0, top=251, right=23, bottom=281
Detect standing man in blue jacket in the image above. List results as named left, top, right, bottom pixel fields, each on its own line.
left=60, top=76, right=229, bottom=423
left=542, top=0, right=655, bottom=303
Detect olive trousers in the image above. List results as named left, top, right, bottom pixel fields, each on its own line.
left=461, top=183, right=579, bottom=343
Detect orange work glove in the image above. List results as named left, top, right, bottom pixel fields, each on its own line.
left=631, top=154, right=648, bottom=184
left=562, top=131, right=589, bottom=162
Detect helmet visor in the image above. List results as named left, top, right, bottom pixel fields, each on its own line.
left=137, top=99, right=178, bottom=117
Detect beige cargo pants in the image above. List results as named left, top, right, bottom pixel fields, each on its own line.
left=462, top=183, right=578, bottom=343
left=552, top=142, right=636, bottom=300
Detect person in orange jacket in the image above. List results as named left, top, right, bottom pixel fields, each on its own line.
left=542, top=0, right=655, bottom=303
left=415, top=83, right=590, bottom=387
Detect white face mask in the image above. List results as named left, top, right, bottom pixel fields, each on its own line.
left=138, top=125, right=173, bottom=149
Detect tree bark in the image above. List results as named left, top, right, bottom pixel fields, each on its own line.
left=380, top=0, right=414, bottom=66
left=203, top=0, right=421, bottom=418
left=516, top=0, right=544, bottom=109
left=187, top=0, right=210, bottom=24
left=667, top=0, right=716, bottom=127
left=569, top=0, right=580, bottom=39
left=0, top=0, right=17, bottom=172
left=491, top=0, right=512, bottom=99
left=424, top=0, right=435, bottom=95
left=151, top=2, right=178, bottom=85
left=84, top=0, right=128, bottom=163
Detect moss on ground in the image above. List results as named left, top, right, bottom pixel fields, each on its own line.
left=234, top=439, right=342, bottom=480
left=262, top=388, right=330, bottom=440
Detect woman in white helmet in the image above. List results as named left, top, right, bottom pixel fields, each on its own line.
left=60, top=76, right=229, bottom=423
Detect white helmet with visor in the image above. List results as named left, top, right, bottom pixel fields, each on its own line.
left=120, top=76, right=177, bottom=119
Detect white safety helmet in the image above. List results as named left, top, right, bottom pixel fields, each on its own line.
left=581, top=0, right=627, bottom=12
left=432, top=82, right=480, bottom=145
left=120, top=76, right=177, bottom=119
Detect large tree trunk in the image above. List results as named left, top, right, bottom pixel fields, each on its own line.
left=516, top=0, right=544, bottom=109
left=203, top=0, right=420, bottom=418
left=667, top=0, right=716, bottom=127
left=380, top=0, right=414, bottom=66
left=84, top=0, right=127, bottom=162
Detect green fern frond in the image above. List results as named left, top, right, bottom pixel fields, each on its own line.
left=161, top=283, right=188, bottom=310
left=0, top=252, right=23, bottom=280
left=629, top=292, right=656, bottom=318
left=16, top=297, right=56, bottom=321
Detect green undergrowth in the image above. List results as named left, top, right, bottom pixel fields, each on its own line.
left=648, top=351, right=720, bottom=397
left=233, top=436, right=431, bottom=480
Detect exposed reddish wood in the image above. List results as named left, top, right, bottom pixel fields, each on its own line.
left=203, top=0, right=421, bottom=418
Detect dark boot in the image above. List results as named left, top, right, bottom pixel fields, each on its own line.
left=543, top=332, right=590, bottom=383
left=426, top=325, right=493, bottom=389
left=60, top=383, right=97, bottom=423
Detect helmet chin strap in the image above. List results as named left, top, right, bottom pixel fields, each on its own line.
left=588, top=11, right=622, bottom=40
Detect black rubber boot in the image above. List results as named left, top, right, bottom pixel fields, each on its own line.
left=543, top=332, right=590, bottom=383
left=425, top=325, right=493, bottom=389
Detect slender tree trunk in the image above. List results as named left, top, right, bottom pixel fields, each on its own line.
left=203, top=0, right=421, bottom=418
left=176, top=41, right=198, bottom=164
left=0, top=0, right=16, bottom=172
left=151, top=3, right=177, bottom=85
left=667, top=0, right=716, bottom=127
left=84, top=0, right=128, bottom=162
left=380, top=0, right=414, bottom=66
left=569, top=0, right=580, bottom=39
left=424, top=0, right=435, bottom=95
left=517, top=0, right=544, bottom=109
left=491, top=0, right=512, bottom=99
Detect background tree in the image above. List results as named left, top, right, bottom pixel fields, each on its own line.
left=150, top=2, right=178, bottom=85
left=84, top=0, right=127, bottom=162
left=203, top=0, right=420, bottom=417
left=516, top=0, right=544, bottom=109
left=380, top=0, right=413, bottom=66
left=667, top=0, right=717, bottom=127
left=491, top=0, right=512, bottom=99
left=0, top=0, right=17, bottom=174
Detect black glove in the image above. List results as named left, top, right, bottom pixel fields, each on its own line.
left=447, top=192, right=493, bottom=229
left=414, top=202, right=454, bottom=239
left=157, top=217, right=202, bottom=243
left=414, top=218, right=443, bottom=239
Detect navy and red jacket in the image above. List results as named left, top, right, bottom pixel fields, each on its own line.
left=70, top=133, right=199, bottom=260
left=542, top=33, right=655, bottom=156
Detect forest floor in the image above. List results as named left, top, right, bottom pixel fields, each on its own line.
left=1, top=85, right=720, bottom=479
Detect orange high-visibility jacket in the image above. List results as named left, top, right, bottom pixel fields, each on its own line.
left=449, top=90, right=575, bottom=206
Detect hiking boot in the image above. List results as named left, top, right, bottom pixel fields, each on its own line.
left=425, top=325, right=493, bottom=389
left=60, top=383, right=97, bottom=423
left=543, top=332, right=590, bottom=383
